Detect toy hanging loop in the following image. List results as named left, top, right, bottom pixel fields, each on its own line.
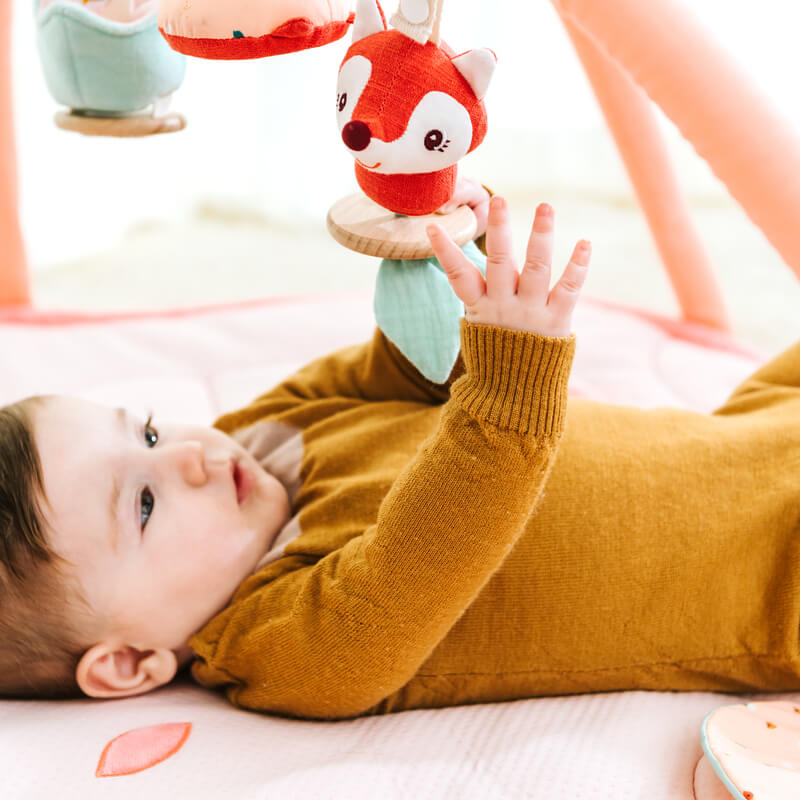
left=390, top=0, right=445, bottom=46
left=431, top=0, right=443, bottom=45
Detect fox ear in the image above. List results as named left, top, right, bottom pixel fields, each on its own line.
left=353, top=0, right=387, bottom=44
left=451, top=48, right=497, bottom=101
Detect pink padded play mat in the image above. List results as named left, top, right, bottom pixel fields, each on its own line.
left=3, top=0, right=800, bottom=798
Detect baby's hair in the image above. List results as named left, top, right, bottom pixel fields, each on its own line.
left=0, top=396, right=100, bottom=698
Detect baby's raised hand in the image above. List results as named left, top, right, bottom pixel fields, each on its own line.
left=426, top=197, right=591, bottom=338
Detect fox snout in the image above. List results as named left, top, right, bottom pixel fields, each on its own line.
left=341, top=120, right=372, bottom=152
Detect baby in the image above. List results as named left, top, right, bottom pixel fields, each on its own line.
left=3, top=191, right=800, bottom=721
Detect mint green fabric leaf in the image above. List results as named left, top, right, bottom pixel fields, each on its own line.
left=35, top=3, right=186, bottom=113
left=374, top=240, right=487, bottom=383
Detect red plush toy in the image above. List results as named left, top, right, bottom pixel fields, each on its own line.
left=336, top=0, right=496, bottom=216
left=158, top=0, right=354, bottom=60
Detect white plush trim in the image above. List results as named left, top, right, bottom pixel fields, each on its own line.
left=451, top=48, right=497, bottom=101
left=352, top=0, right=386, bottom=43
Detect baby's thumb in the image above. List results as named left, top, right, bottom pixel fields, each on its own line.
left=427, top=225, right=484, bottom=307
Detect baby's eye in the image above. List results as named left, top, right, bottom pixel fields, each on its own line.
left=140, top=413, right=158, bottom=531
left=144, top=414, right=159, bottom=448
left=140, top=487, right=154, bottom=530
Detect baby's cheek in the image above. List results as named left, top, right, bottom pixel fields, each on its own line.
left=201, top=524, right=258, bottom=576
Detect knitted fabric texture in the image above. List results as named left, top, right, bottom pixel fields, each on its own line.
left=189, top=325, right=800, bottom=720
left=355, top=163, right=457, bottom=217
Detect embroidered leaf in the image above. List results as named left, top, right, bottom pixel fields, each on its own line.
left=96, top=722, right=192, bottom=777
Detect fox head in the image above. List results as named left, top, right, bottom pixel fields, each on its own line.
left=336, top=0, right=496, bottom=181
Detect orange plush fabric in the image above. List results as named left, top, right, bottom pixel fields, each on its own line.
left=161, top=16, right=354, bottom=60
left=344, top=32, right=488, bottom=153
left=158, top=0, right=355, bottom=60
left=354, top=162, right=457, bottom=217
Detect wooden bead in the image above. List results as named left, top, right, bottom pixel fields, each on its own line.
left=54, top=111, right=187, bottom=138
left=327, top=192, right=477, bottom=260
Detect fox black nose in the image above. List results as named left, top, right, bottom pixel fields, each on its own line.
left=342, top=120, right=371, bottom=152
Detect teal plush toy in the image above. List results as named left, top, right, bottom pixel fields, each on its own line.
left=34, top=0, right=187, bottom=136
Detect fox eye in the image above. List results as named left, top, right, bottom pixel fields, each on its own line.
left=425, top=129, right=447, bottom=151
left=337, top=92, right=347, bottom=113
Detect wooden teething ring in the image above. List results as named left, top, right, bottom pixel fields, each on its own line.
left=54, top=110, right=186, bottom=138
left=327, top=193, right=477, bottom=260
left=54, top=93, right=186, bottom=137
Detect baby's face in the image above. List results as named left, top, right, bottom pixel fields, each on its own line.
left=33, top=396, right=291, bottom=656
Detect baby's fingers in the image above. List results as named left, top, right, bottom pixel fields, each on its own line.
left=546, top=241, right=591, bottom=320
left=427, top=224, right=485, bottom=307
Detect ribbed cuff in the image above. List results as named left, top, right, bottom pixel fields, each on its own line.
left=449, top=318, right=576, bottom=435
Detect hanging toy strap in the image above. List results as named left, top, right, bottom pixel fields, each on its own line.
left=389, top=0, right=445, bottom=45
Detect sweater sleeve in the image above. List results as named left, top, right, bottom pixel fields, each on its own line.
left=191, top=319, right=576, bottom=720
left=712, top=338, right=800, bottom=416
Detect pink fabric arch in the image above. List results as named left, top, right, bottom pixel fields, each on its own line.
left=0, top=0, right=28, bottom=307
left=557, top=15, right=731, bottom=332
left=552, top=0, right=800, bottom=329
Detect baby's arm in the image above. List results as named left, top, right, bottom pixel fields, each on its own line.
left=713, top=337, right=800, bottom=416
left=192, top=200, right=590, bottom=720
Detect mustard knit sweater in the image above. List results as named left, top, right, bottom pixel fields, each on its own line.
left=188, top=319, right=800, bottom=720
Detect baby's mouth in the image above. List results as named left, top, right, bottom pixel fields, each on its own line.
left=356, top=159, right=381, bottom=170
left=233, top=460, right=253, bottom=504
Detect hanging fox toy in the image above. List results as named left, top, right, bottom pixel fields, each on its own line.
left=337, top=0, right=496, bottom=216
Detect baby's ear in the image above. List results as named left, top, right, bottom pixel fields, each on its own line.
left=76, top=642, right=178, bottom=698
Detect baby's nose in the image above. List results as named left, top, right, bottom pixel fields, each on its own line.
left=171, top=441, right=210, bottom=485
